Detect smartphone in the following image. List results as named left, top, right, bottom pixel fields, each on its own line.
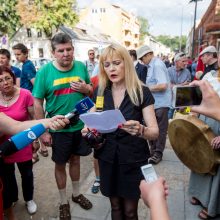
left=141, top=164, right=158, bottom=183
left=172, top=86, right=202, bottom=108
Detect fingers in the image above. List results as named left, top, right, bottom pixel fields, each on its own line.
left=40, top=134, right=52, bottom=146
left=50, top=118, right=66, bottom=131
left=81, top=127, right=89, bottom=136
left=164, top=183, right=169, bottom=198
left=121, top=120, right=141, bottom=136
left=70, top=81, right=86, bottom=92
left=211, top=137, right=220, bottom=149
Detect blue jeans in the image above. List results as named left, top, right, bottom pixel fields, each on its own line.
left=168, top=108, right=175, bottom=119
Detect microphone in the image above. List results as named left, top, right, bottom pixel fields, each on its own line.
left=65, top=97, right=94, bottom=119
left=0, top=124, right=46, bottom=156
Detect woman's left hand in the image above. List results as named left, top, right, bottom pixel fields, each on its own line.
left=121, top=120, right=143, bottom=136
left=211, top=136, right=220, bottom=150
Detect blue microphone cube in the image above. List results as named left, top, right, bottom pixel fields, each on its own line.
left=75, top=97, right=94, bottom=114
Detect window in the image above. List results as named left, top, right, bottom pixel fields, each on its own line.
left=39, top=48, right=44, bottom=57
left=37, top=30, right=42, bottom=38
left=27, top=28, right=32, bottom=37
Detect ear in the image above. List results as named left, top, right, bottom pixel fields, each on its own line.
left=51, top=50, right=56, bottom=58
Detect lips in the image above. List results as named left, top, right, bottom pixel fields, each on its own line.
left=110, top=74, right=117, bottom=78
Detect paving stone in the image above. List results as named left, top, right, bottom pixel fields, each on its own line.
left=71, top=194, right=110, bottom=220
left=167, top=189, right=185, bottom=220
left=163, top=148, right=180, bottom=162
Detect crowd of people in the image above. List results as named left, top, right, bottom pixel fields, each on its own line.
left=0, top=31, right=220, bottom=220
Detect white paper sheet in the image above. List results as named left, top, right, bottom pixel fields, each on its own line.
left=79, top=109, right=126, bottom=133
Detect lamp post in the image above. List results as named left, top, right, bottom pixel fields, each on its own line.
left=190, top=0, right=203, bottom=57
left=179, top=5, right=184, bottom=52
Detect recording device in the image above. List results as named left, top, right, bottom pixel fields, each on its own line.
left=0, top=124, right=46, bottom=156
left=172, top=86, right=202, bottom=108
left=141, top=164, right=158, bottom=183
left=84, top=129, right=105, bottom=150
left=64, top=97, right=94, bottom=127
left=65, top=97, right=94, bottom=119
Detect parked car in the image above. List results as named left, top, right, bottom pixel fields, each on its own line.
left=31, top=58, right=51, bottom=71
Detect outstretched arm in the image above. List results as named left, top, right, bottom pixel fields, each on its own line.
left=0, top=112, right=69, bottom=136
left=140, top=177, right=170, bottom=220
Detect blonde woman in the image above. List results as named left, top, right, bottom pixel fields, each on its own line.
left=82, top=44, right=159, bottom=220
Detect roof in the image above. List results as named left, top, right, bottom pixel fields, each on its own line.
left=60, top=25, right=117, bottom=44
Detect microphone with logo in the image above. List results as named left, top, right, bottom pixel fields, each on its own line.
left=64, top=97, right=94, bottom=126
left=0, top=97, right=94, bottom=157
left=0, top=124, right=46, bottom=157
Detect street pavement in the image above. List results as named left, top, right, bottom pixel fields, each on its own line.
left=11, top=138, right=217, bottom=220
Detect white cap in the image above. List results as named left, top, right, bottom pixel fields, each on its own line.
left=199, top=46, right=217, bottom=56
left=174, top=52, right=186, bottom=62
left=136, top=45, right=153, bottom=59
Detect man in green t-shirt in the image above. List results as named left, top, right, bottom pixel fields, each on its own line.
left=32, top=33, right=93, bottom=220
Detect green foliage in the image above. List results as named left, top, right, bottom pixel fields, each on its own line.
left=137, top=16, right=149, bottom=44
left=155, top=35, right=187, bottom=52
left=17, top=0, right=79, bottom=37
left=0, top=0, right=20, bottom=36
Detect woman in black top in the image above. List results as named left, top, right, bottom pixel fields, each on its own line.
left=82, top=44, right=159, bottom=220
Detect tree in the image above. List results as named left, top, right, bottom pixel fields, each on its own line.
left=137, top=16, right=149, bottom=44
left=156, top=35, right=187, bottom=52
left=0, top=0, right=20, bottom=37
left=16, top=0, right=79, bottom=37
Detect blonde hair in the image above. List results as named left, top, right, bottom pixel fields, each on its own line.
left=98, top=44, right=144, bottom=106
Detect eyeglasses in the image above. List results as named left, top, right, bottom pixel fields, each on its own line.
left=0, top=76, right=13, bottom=84
left=103, top=60, right=122, bottom=68
left=89, top=53, right=94, bottom=55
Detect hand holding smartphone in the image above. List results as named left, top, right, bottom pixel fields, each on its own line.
left=172, top=85, right=202, bottom=108
left=141, top=164, right=158, bottom=183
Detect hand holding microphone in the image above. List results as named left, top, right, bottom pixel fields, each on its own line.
left=0, top=97, right=94, bottom=156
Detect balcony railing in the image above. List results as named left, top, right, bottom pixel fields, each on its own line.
left=205, top=23, right=220, bottom=33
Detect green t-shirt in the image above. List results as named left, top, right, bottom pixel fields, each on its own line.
left=32, top=61, right=90, bottom=132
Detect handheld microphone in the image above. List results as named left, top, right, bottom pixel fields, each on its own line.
left=65, top=97, right=94, bottom=119
left=0, top=124, right=46, bottom=156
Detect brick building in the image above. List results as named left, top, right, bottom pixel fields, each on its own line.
left=187, top=0, right=220, bottom=57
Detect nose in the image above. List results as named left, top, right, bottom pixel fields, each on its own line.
left=63, top=50, right=68, bottom=56
left=3, top=79, right=8, bottom=84
left=109, top=63, right=116, bottom=71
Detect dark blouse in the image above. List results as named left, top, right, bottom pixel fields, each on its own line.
left=93, top=85, right=155, bottom=164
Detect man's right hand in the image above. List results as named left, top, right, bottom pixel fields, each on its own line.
left=40, top=132, right=52, bottom=146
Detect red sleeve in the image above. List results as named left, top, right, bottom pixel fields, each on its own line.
left=194, top=46, right=205, bottom=80
left=21, top=88, right=34, bottom=107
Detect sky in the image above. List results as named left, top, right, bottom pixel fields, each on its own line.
left=77, top=0, right=212, bottom=37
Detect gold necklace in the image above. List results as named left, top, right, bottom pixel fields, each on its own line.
left=2, top=93, right=15, bottom=107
